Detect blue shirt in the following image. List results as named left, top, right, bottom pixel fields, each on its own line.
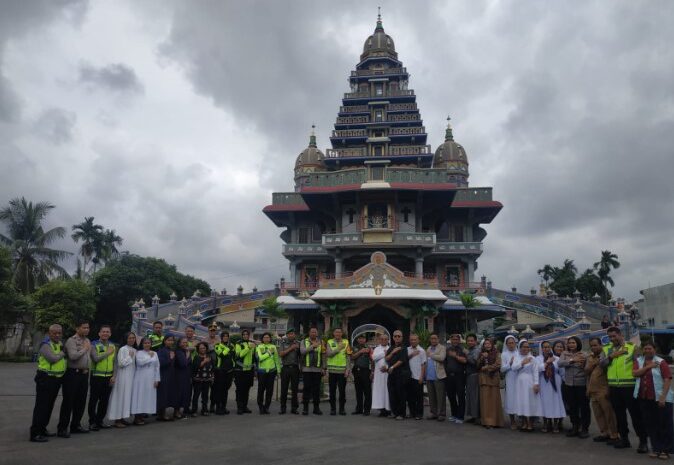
left=426, top=346, right=437, bottom=381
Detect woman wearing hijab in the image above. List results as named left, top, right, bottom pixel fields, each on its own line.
left=131, top=337, right=160, bottom=425
left=558, top=336, right=590, bottom=438
left=513, top=339, right=540, bottom=432
left=191, top=342, right=215, bottom=416
left=157, top=335, right=178, bottom=421
left=477, top=338, right=504, bottom=428
left=174, top=337, right=192, bottom=419
left=105, top=332, right=136, bottom=428
left=536, top=341, right=566, bottom=433
left=500, top=334, right=520, bottom=429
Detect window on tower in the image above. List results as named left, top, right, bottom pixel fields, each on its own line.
left=374, top=110, right=383, bottom=122
left=375, top=84, right=383, bottom=96
left=401, top=206, right=412, bottom=223
left=374, top=145, right=383, bottom=156
left=346, top=208, right=356, bottom=224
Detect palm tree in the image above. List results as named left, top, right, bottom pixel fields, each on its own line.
left=321, top=300, right=354, bottom=330
left=460, top=292, right=478, bottom=333
left=92, top=229, right=123, bottom=272
left=594, top=250, right=620, bottom=305
left=0, top=197, right=71, bottom=294
left=537, top=264, right=555, bottom=288
left=71, top=217, right=103, bottom=277
left=403, top=301, right=438, bottom=332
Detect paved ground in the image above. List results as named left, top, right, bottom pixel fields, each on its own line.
left=0, top=362, right=645, bottom=465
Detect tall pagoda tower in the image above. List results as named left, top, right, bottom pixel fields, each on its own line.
left=264, top=14, right=503, bottom=338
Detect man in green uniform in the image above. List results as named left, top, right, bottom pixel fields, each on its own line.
left=326, top=327, right=351, bottom=416
left=300, top=327, right=324, bottom=415
left=87, top=325, right=115, bottom=431
left=255, top=332, right=281, bottom=414
left=214, top=331, right=235, bottom=415
left=149, top=321, right=164, bottom=351
left=234, top=329, right=256, bottom=414
left=29, top=324, right=66, bottom=442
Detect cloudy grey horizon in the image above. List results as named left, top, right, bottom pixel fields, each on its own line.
left=1, top=0, right=673, bottom=303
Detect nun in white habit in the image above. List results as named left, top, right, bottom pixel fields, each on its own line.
left=535, top=340, right=566, bottom=433
left=500, top=334, right=520, bottom=429
left=371, top=333, right=391, bottom=415
left=512, top=339, right=541, bottom=432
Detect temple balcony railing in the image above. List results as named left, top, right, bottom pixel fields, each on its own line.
left=272, top=192, right=307, bottom=206
left=279, top=281, right=319, bottom=292
left=322, top=231, right=436, bottom=248
left=389, top=127, right=425, bottom=135
left=388, top=113, right=420, bottom=122
left=453, top=188, right=494, bottom=202
left=282, top=243, right=328, bottom=256
left=433, top=241, right=483, bottom=255
left=384, top=168, right=451, bottom=184
left=388, top=144, right=431, bottom=155
left=350, top=67, right=407, bottom=77
left=336, top=116, right=369, bottom=124
left=343, top=89, right=415, bottom=99
left=301, top=168, right=368, bottom=187
left=388, top=102, right=417, bottom=111
left=339, top=105, right=370, bottom=113
left=441, top=281, right=486, bottom=292
left=323, top=232, right=363, bottom=247
left=388, top=89, right=414, bottom=97
left=326, top=147, right=368, bottom=158
left=332, top=129, right=367, bottom=137
left=344, top=90, right=371, bottom=99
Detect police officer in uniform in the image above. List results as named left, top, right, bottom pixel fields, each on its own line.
left=278, top=328, right=301, bottom=414
left=149, top=321, right=164, bottom=351
left=87, top=325, right=116, bottom=431
left=234, top=329, right=256, bottom=414
left=30, top=324, right=66, bottom=442
left=326, top=327, right=351, bottom=416
left=350, top=333, right=373, bottom=415
left=214, top=330, right=235, bottom=415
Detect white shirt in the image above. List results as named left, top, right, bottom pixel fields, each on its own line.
left=407, top=345, right=427, bottom=380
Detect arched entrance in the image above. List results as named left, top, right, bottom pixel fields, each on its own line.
left=348, top=304, right=409, bottom=341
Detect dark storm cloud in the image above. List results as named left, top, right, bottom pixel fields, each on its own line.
left=32, top=107, right=77, bottom=144
left=78, top=62, right=144, bottom=94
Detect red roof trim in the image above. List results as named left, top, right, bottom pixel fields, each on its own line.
left=262, top=204, right=310, bottom=213
left=451, top=201, right=503, bottom=208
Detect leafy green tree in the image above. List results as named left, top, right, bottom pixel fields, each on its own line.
left=594, top=250, right=620, bottom=305
left=33, top=279, right=96, bottom=333
left=575, top=268, right=606, bottom=301
left=549, top=259, right=577, bottom=297
left=537, top=264, right=555, bottom=287
left=0, top=246, right=29, bottom=334
left=460, top=292, right=478, bottom=333
left=71, top=216, right=103, bottom=277
left=0, top=197, right=71, bottom=294
left=403, top=301, right=437, bottom=332
left=91, top=254, right=211, bottom=338
left=320, top=301, right=354, bottom=330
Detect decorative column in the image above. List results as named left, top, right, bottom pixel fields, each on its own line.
left=335, top=258, right=343, bottom=278
left=415, top=257, right=424, bottom=277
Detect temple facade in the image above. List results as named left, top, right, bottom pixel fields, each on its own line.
left=263, top=15, right=503, bottom=339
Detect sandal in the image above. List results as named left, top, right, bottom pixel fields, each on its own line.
left=114, top=421, right=126, bottom=428
left=658, top=453, right=669, bottom=460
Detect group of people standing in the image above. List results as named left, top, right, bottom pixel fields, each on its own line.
left=29, top=319, right=672, bottom=459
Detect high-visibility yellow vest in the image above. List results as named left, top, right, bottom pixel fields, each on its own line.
left=327, top=338, right=350, bottom=371
left=304, top=339, right=322, bottom=367
left=603, top=342, right=636, bottom=387
left=92, top=341, right=115, bottom=377
left=149, top=333, right=164, bottom=351
left=215, top=342, right=235, bottom=371
left=256, top=343, right=280, bottom=373
left=37, top=341, right=66, bottom=377
left=235, top=341, right=255, bottom=371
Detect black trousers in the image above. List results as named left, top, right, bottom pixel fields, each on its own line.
left=328, top=372, right=346, bottom=412
left=58, top=369, right=89, bottom=432
left=234, top=370, right=254, bottom=411
left=406, top=378, right=424, bottom=418
left=641, top=399, right=674, bottom=453
left=257, top=371, right=276, bottom=410
left=302, top=371, right=322, bottom=410
left=388, top=373, right=408, bottom=417
left=87, top=376, right=112, bottom=427
left=445, top=373, right=465, bottom=420
left=610, top=386, right=646, bottom=442
left=566, top=385, right=591, bottom=430
left=280, top=365, right=300, bottom=411
left=191, top=382, right=211, bottom=413
left=30, top=372, right=62, bottom=438
left=353, top=366, right=372, bottom=413
left=213, top=370, right=234, bottom=411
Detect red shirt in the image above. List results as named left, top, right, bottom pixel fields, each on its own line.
left=634, top=359, right=672, bottom=400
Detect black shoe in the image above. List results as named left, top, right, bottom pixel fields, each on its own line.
left=314, top=409, right=323, bottom=415
left=637, top=441, right=648, bottom=454
left=43, top=431, right=56, bottom=437
left=330, top=410, right=337, bottom=416
left=339, top=411, right=346, bottom=416
left=614, top=440, right=631, bottom=449
left=263, top=408, right=271, bottom=415
left=291, top=409, right=299, bottom=415
left=70, top=426, right=89, bottom=434
left=30, top=435, right=48, bottom=443
left=57, top=430, right=70, bottom=439
left=244, top=408, right=252, bottom=414
left=351, top=411, right=363, bottom=415
left=578, top=430, right=590, bottom=439
left=237, top=410, right=244, bottom=415
left=223, top=409, right=230, bottom=415
left=302, top=410, right=309, bottom=416
left=210, top=406, right=216, bottom=413
left=215, top=409, right=225, bottom=415
left=279, top=408, right=286, bottom=415
left=566, top=428, right=579, bottom=438
left=363, top=411, right=370, bottom=416
left=89, top=424, right=100, bottom=432
left=593, top=435, right=609, bottom=442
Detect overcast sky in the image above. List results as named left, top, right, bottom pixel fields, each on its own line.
left=1, top=0, right=673, bottom=302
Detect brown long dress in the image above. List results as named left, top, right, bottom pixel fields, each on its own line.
left=478, top=352, right=505, bottom=427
